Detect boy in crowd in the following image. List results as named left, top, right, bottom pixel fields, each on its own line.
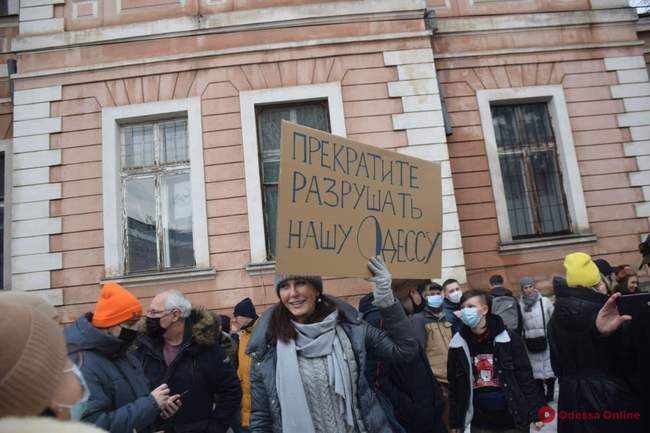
left=442, top=279, right=463, bottom=335
left=447, top=289, right=544, bottom=433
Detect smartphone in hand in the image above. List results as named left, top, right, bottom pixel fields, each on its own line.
left=616, top=293, right=650, bottom=318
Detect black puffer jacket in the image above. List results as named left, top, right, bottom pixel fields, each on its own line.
left=548, top=279, right=643, bottom=433
left=135, top=309, right=242, bottom=433
left=447, top=315, right=542, bottom=432
left=247, top=296, right=419, bottom=433
left=360, top=293, right=446, bottom=433
left=628, top=312, right=650, bottom=431
left=64, top=314, right=160, bottom=433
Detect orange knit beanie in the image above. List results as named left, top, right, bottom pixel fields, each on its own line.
left=92, top=282, right=142, bottom=328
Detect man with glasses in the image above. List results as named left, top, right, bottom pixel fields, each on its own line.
left=136, top=289, right=241, bottom=433
left=64, top=282, right=179, bottom=433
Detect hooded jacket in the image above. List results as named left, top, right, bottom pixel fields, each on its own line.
left=447, top=315, right=542, bottom=432
left=547, top=278, right=643, bottom=433
left=135, top=309, right=242, bottom=433
left=490, top=286, right=523, bottom=336
left=247, top=296, right=418, bottom=433
left=359, top=295, right=446, bottom=433
left=442, top=299, right=462, bottom=335
left=64, top=314, right=160, bottom=433
left=519, top=295, right=554, bottom=380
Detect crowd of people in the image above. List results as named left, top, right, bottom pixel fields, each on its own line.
left=1, top=247, right=649, bottom=433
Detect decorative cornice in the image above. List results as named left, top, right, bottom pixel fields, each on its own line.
left=12, top=31, right=432, bottom=80
left=12, top=0, right=427, bottom=52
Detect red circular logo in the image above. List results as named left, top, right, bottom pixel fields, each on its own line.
left=539, top=405, right=556, bottom=423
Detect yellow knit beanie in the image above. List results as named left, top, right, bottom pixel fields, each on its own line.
left=564, top=252, right=601, bottom=288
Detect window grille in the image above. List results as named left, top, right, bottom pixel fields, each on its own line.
left=120, top=118, right=195, bottom=273
left=255, top=101, right=330, bottom=260
left=491, top=103, right=571, bottom=239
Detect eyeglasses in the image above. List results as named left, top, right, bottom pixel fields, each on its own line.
left=146, top=309, right=172, bottom=318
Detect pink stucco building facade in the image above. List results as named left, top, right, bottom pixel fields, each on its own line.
left=1, top=0, right=648, bottom=320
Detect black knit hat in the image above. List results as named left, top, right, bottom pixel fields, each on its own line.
left=274, top=275, right=323, bottom=297
left=233, top=297, right=257, bottom=319
left=594, top=258, right=613, bottom=276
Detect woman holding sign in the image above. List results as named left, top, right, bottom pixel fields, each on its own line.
left=247, top=256, right=418, bottom=433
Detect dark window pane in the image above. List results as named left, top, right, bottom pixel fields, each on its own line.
left=161, top=119, right=189, bottom=164
left=256, top=102, right=330, bottom=259
left=531, top=150, right=570, bottom=234
left=491, top=103, right=570, bottom=239
left=0, top=152, right=4, bottom=200
left=0, top=206, right=3, bottom=288
left=264, top=185, right=278, bottom=259
left=500, top=155, right=534, bottom=238
left=125, top=177, right=158, bottom=273
left=161, top=173, right=195, bottom=268
left=122, top=124, right=155, bottom=168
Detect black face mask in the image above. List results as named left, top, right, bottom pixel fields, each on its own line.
left=146, top=316, right=167, bottom=338
left=409, top=293, right=426, bottom=314
left=118, top=327, right=139, bottom=344
left=40, top=407, right=56, bottom=418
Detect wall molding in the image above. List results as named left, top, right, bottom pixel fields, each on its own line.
left=476, top=85, right=591, bottom=245
left=436, top=8, right=636, bottom=34
left=12, top=0, right=427, bottom=52
left=239, top=82, right=347, bottom=265
left=101, top=97, right=210, bottom=277
left=12, top=31, right=431, bottom=81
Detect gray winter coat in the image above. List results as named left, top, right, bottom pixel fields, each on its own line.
left=246, top=297, right=419, bottom=433
left=519, top=296, right=555, bottom=380
left=64, top=314, right=160, bottom=433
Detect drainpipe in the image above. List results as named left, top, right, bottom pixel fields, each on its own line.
left=425, top=8, right=453, bottom=136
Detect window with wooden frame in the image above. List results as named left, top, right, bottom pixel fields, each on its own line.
left=120, top=118, right=195, bottom=274
left=490, top=103, right=571, bottom=239
left=255, top=101, right=330, bottom=260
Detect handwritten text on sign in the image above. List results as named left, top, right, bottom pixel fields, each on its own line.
left=275, top=121, right=442, bottom=279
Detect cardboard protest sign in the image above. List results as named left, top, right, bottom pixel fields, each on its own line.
left=275, top=121, right=442, bottom=279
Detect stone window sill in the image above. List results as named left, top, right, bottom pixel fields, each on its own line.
left=499, top=233, right=597, bottom=255
left=246, top=261, right=276, bottom=275
left=101, top=268, right=216, bottom=287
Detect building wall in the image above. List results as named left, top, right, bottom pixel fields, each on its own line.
left=433, top=0, right=650, bottom=292
left=11, top=0, right=469, bottom=322
left=0, top=13, right=17, bottom=291
left=8, top=0, right=650, bottom=316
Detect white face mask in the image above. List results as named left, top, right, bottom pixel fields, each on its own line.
left=448, top=290, right=463, bottom=304
left=58, top=364, right=90, bottom=421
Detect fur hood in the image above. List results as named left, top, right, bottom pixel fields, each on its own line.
left=138, top=308, right=218, bottom=349
left=0, top=417, right=107, bottom=433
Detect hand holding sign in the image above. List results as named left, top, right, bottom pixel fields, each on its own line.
left=368, top=256, right=395, bottom=308
left=275, top=121, right=442, bottom=279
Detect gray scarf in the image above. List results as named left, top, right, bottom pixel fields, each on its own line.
left=275, top=311, right=354, bottom=433
left=522, top=289, right=540, bottom=312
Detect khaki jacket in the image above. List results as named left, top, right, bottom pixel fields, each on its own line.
left=424, top=316, right=452, bottom=385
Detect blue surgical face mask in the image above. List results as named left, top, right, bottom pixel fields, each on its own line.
left=59, top=363, right=90, bottom=421
left=460, top=307, right=482, bottom=328
left=448, top=290, right=463, bottom=304
left=427, top=294, right=444, bottom=308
